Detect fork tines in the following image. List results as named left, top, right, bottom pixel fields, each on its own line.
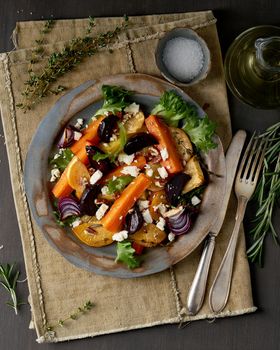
left=238, top=132, right=268, bottom=184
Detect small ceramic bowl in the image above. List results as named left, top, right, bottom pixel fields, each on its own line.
left=155, top=28, right=211, bottom=86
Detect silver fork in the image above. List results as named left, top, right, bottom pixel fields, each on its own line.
left=209, top=133, right=268, bottom=313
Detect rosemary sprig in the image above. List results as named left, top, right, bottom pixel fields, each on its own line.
left=0, top=263, right=23, bottom=314
left=46, top=300, right=94, bottom=331
left=247, top=122, right=280, bottom=266
left=17, top=15, right=129, bottom=112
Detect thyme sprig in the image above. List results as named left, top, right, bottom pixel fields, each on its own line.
left=46, top=300, right=94, bottom=331
left=0, top=263, right=24, bottom=314
left=17, top=15, right=129, bottom=112
left=247, top=122, right=280, bottom=266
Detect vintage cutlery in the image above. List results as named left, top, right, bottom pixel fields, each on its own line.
left=209, top=133, right=268, bottom=313
left=187, top=130, right=247, bottom=315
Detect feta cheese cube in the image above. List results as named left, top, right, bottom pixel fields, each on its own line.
left=53, top=153, right=60, bottom=159
left=124, top=102, right=140, bottom=114
left=74, top=118, right=84, bottom=129
left=50, top=168, right=61, bottom=182
left=71, top=218, right=82, bottom=228
left=158, top=166, right=168, bottom=179
left=138, top=200, right=149, bottom=211
left=121, top=166, right=140, bottom=177
left=156, top=217, right=166, bottom=231
left=118, top=153, right=135, bottom=165
left=191, top=196, right=201, bottom=206
left=168, top=232, right=175, bottom=242
left=90, top=170, right=103, bottom=185
left=160, top=148, right=169, bottom=161
left=112, top=230, right=128, bottom=242
left=95, top=203, right=109, bottom=220
left=73, top=131, right=82, bottom=141
left=142, top=209, right=153, bottom=223
left=146, top=168, right=153, bottom=177
left=101, top=186, right=109, bottom=195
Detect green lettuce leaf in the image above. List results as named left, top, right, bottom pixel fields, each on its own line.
left=49, top=148, right=74, bottom=171
left=94, top=85, right=132, bottom=116
left=115, top=241, right=140, bottom=269
left=107, top=175, right=133, bottom=194
left=151, top=90, right=217, bottom=152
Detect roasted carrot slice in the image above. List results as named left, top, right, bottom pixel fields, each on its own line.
left=101, top=155, right=146, bottom=183
left=51, top=141, right=92, bottom=199
left=145, top=115, right=183, bottom=174
left=101, top=173, right=151, bottom=232
left=70, top=116, right=105, bottom=154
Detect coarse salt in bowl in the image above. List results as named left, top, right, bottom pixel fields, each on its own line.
left=155, top=28, right=211, bottom=86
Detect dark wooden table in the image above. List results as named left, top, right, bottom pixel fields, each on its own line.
left=0, top=1, right=279, bottom=349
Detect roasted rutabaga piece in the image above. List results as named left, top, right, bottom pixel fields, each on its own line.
left=49, top=85, right=217, bottom=269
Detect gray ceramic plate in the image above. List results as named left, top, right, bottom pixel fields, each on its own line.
left=24, top=73, right=226, bottom=278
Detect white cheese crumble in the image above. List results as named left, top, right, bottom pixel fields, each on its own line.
left=191, top=196, right=201, bottom=206
left=121, top=166, right=140, bottom=177
left=95, top=203, right=109, bottom=220
left=50, top=168, right=61, bottom=182
left=101, top=186, right=109, bottom=195
left=74, top=118, right=84, bottom=129
left=138, top=200, right=149, bottom=211
left=90, top=170, right=103, bottom=185
left=91, top=116, right=97, bottom=121
left=158, top=166, right=169, bottom=179
left=124, top=102, right=140, bottom=114
left=168, top=232, right=175, bottom=242
left=146, top=168, right=154, bottom=177
left=156, top=217, right=166, bottom=231
left=118, top=153, right=135, bottom=165
left=160, top=148, right=169, bottom=161
left=71, top=218, right=82, bottom=228
left=53, top=153, right=60, bottom=159
left=155, top=181, right=163, bottom=187
left=142, top=209, right=153, bottom=223
left=158, top=203, right=167, bottom=215
left=110, top=134, right=118, bottom=142
left=74, top=131, right=82, bottom=141
left=112, top=230, right=128, bottom=242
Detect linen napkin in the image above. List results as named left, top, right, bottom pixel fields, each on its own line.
left=0, top=10, right=256, bottom=343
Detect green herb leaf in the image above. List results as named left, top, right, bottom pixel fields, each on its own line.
left=50, top=148, right=74, bottom=171
left=94, top=85, right=132, bottom=116
left=107, top=176, right=133, bottom=194
left=91, top=151, right=110, bottom=162
left=53, top=210, right=78, bottom=227
left=151, top=90, right=217, bottom=152
left=179, top=185, right=206, bottom=205
left=0, top=263, right=22, bottom=314
left=247, top=127, right=280, bottom=266
left=115, top=241, right=140, bottom=269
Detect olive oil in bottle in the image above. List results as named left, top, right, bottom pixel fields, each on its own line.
left=224, top=25, right=280, bottom=109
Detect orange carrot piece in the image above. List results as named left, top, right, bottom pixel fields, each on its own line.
left=145, top=115, right=183, bottom=174
left=101, top=173, right=151, bottom=232
left=101, top=155, right=146, bottom=183
left=70, top=116, right=105, bottom=154
left=51, top=141, right=92, bottom=198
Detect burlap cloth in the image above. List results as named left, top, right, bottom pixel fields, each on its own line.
left=0, top=11, right=256, bottom=343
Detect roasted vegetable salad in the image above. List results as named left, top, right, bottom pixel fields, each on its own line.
left=49, top=85, right=216, bottom=269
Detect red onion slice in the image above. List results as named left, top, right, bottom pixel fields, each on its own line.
left=58, top=196, right=81, bottom=220
left=57, top=126, right=74, bottom=148
left=166, top=207, right=192, bottom=235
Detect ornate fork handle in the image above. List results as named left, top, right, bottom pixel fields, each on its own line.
left=209, top=195, right=248, bottom=313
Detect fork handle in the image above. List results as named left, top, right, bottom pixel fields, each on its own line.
left=209, top=195, right=248, bottom=313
